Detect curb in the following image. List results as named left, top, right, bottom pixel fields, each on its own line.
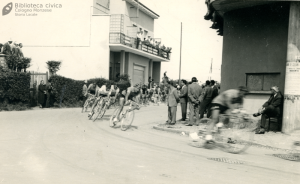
left=153, top=124, right=300, bottom=153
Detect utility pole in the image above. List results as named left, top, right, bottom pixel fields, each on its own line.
left=179, top=22, right=182, bottom=81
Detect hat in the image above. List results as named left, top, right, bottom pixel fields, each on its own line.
left=191, top=77, right=198, bottom=82
left=270, top=86, right=279, bottom=92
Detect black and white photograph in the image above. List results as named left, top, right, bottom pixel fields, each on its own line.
left=1, top=0, right=300, bottom=183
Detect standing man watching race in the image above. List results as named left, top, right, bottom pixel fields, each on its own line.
left=205, top=86, right=249, bottom=144
left=113, top=84, right=141, bottom=123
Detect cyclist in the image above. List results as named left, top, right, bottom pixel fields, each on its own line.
left=113, top=84, right=141, bottom=123
left=205, top=86, right=249, bottom=144
left=141, top=84, right=148, bottom=105
left=88, top=83, right=114, bottom=118
left=87, top=82, right=98, bottom=96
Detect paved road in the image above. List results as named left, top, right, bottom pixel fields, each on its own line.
left=0, top=105, right=299, bottom=184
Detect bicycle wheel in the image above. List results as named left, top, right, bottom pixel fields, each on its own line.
left=109, top=107, right=120, bottom=127
left=93, top=104, right=107, bottom=122
left=121, top=110, right=135, bottom=131
left=216, top=118, right=254, bottom=154
left=82, top=99, right=89, bottom=113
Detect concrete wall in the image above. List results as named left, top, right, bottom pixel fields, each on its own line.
left=110, top=0, right=127, bottom=14
left=221, top=2, right=290, bottom=111
left=23, top=15, right=110, bottom=80
left=127, top=53, right=150, bottom=84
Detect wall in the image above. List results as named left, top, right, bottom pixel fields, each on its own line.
left=127, top=53, right=149, bottom=84
left=110, top=0, right=127, bottom=15
left=124, top=2, right=154, bottom=37
left=152, top=62, right=161, bottom=84
left=221, top=2, right=290, bottom=111
left=93, top=0, right=110, bottom=14
left=23, top=15, right=110, bottom=80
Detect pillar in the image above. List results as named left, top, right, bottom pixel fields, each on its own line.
left=120, top=50, right=125, bottom=75
left=148, top=59, right=153, bottom=78
left=282, top=2, right=300, bottom=133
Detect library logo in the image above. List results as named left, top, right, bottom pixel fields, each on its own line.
left=2, top=2, right=13, bottom=16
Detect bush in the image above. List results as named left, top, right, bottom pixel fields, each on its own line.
left=49, top=75, right=131, bottom=106
left=0, top=67, right=31, bottom=103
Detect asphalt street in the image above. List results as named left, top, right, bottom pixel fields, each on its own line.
left=0, top=105, right=299, bottom=184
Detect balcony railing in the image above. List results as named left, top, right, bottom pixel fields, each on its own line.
left=109, top=32, right=171, bottom=60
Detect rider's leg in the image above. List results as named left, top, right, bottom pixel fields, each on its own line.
left=114, top=97, right=125, bottom=122
left=205, top=109, right=220, bottom=141
left=88, top=97, right=99, bottom=116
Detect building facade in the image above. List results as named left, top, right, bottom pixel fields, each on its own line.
left=205, top=0, right=300, bottom=132
left=93, top=0, right=170, bottom=85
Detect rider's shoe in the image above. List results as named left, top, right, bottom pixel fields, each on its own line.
left=204, top=140, right=215, bottom=149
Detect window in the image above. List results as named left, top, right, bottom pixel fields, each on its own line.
left=246, top=73, right=280, bottom=91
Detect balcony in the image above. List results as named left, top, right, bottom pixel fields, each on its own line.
left=109, top=32, right=171, bottom=62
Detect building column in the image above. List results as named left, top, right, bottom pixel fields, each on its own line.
left=148, top=59, right=153, bottom=78
left=120, top=50, right=125, bottom=75
left=282, top=2, right=300, bottom=133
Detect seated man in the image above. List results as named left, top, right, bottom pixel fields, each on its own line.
left=113, top=84, right=141, bottom=123
left=253, top=86, right=283, bottom=134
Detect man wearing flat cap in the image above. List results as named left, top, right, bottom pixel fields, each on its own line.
left=253, top=86, right=283, bottom=134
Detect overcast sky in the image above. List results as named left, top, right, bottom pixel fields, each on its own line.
left=142, top=0, right=223, bottom=83
left=0, top=0, right=223, bottom=83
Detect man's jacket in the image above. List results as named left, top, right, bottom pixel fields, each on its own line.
left=263, top=92, right=283, bottom=115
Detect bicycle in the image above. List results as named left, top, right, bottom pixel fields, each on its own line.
left=82, top=94, right=96, bottom=113
left=109, top=100, right=140, bottom=131
left=92, top=96, right=114, bottom=122
left=88, top=96, right=104, bottom=120
left=189, top=111, right=254, bottom=154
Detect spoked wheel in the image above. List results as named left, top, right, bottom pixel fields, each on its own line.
left=121, top=110, right=135, bottom=131
left=93, top=105, right=107, bottom=122
left=216, top=120, right=254, bottom=154
left=82, top=100, right=89, bottom=113
left=109, top=108, right=120, bottom=127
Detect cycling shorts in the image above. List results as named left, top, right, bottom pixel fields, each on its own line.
left=210, top=103, right=229, bottom=114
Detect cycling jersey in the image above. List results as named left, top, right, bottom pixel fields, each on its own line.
left=88, top=84, right=97, bottom=95
left=212, top=89, right=243, bottom=111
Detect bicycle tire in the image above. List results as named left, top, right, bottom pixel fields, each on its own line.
left=82, top=100, right=89, bottom=113
left=121, top=110, right=135, bottom=131
left=216, top=119, right=254, bottom=154
left=109, top=107, right=120, bottom=127
left=93, top=105, right=106, bottom=122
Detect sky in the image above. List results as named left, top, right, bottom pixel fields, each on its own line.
left=0, top=0, right=223, bottom=83
left=141, top=0, right=223, bottom=83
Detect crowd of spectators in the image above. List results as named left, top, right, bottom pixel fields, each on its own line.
left=136, top=29, right=172, bottom=59
left=0, top=38, right=24, bottom=57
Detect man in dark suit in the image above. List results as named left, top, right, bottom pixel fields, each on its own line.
left=166, top=81, right=180, bottom=125
left=206, top=80, right=219, bottom=118
left=186, top=77, right=202, bottom=126
left=253, top=86, right=283, bottom=134
left=179, top=79, right=188, bottom=121
left=199, top=80, right=214, bottom=119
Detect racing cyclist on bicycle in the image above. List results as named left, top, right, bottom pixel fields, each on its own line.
left=205, top=86, right=249, bottom=144
left=88, top=83, right=115, bottom=118
left=113, top=84, right=141, bottom=123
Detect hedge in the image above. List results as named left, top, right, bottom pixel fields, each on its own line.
left=0, top=68, right=31, bottom=103
left=49, top=75, right=131, bottom=105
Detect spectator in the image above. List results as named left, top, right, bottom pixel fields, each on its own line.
left=2, top=39, right=13, bottom=55
left=199, top=80, right=214, bottom=119
left=38, top=80, right=46, bottom=108
left=82, top=80, right=88, bottom=106
left=18, top=43, right=24, bottom=57
left=206, top=80, right=219, bottom=118
left=148, top=77, right=152, bottom=89
left=46, top=80, right=54, bottom=108
left=0, top=43, right=3, bottom=53
left=166, top=81, right=180, bottom=125
left=253, top=86, right=283, bottom=134
left=186, top=77, right=203, bottom=126
left=179, top=79, right=188, bottom=121
left=12, top=41, right=20, bottom=57
left=136, top=30, right=143, bottom=49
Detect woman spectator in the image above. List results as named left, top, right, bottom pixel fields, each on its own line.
left=38, top=80, right=46, bottom=108
left=46, top=80, right=54, bottom=108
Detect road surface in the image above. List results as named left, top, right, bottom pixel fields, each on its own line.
left=0, top=105, right=299, bottom=184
